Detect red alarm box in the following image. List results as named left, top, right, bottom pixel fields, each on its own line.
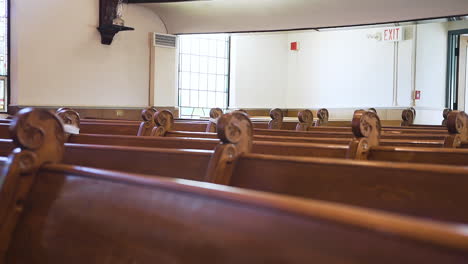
left=414, top=90, right=421, bottom=100
left=290, top=42, right=299, bottom=51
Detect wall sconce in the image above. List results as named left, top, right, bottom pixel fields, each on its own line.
left=98, top=0, right=134, bottom=45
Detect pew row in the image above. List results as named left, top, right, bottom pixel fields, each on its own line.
left=3, top=109, right=468, bottom=263
left=2, top=108, right=468, bottom=225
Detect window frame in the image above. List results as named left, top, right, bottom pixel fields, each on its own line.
left=446, top=28, right=468, bottom=110
left=177, top=34, right=231, bottom=119
left=2, top=0, right=9, bottom=113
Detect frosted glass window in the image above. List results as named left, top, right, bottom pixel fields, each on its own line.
left=178, top=34, right=230, bottom=118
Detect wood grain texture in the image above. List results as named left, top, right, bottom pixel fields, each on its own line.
left=268, top=108, right=284, bottom=130
left=296, top=110, right=314, bottom=131
left=5, top=164, right=468, bottom=263
left=137, top=107, right=157, bottom=136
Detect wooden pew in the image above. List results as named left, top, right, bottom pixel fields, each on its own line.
left=2, top=108, right=468, bottom=263
left=0, top=109, right=456, bottom=164
left=4, top=109, right=468, bottom=224
left=146, top=110, right=448, bottom=148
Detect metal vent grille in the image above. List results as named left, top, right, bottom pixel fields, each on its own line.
left=154, top=33, right=177, bottom=48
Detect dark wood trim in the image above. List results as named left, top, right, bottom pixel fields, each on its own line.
left=8, top=106, right=179, bottom=121
left=98, top=0, right=135, bottom=45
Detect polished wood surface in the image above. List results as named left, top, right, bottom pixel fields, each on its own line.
left=5, top=164, right=468, bottom=263
left=4, top=107, right=468, bottom=263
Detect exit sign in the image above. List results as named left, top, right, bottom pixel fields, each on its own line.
left=382, top=27, right=404, bottom=42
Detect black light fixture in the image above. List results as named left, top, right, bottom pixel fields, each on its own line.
left=98, top=0, right=134, bottom=45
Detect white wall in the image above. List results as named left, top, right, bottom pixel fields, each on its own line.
left=286, top=28, right=401, bottom=108
left=413, top=22, right=448, bottom=124
left=229, top=22, right=455, bottom=124
left=11, top=0, right=167, bottom=108
left=230, top=27, right=415, bottom=109
left=230, top=33, right=288, bottom=108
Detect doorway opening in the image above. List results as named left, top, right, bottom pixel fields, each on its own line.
left=447, top=29, right=468, bottom=111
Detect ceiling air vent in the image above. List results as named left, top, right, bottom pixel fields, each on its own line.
left=153, top=33, right=177, bottom=48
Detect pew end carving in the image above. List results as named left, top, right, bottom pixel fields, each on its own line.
left=401, top=108, right=415, bottom=126
left=347, top=110, right=381, bottom=160
left=151, top=110, right=175, bottom=137
left=137, top=107, right=158, bottom=136
left=444, top=111, right=468, bottom=148
left=296, top=110, right=314, bottom=131
left=268, top=108, right=284, bottom=130
left=315, top=108, right=329, bottom=127
left=235, top=109, right=249, bottom=115
left=56, top=108, right=80, bottom=139
left=442, top=108, right=452, bottom=126
left=0, top=108, right=66, bottom=259
left=206, top=108, right=224, bottom=133
left=205, top=111, right=253, bottom=185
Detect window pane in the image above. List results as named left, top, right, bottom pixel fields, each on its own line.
left=181, top=54, right=191, bottom=72
left=191, top=38, right=200, bottom=55
left=216, top=58, right=225, bottom=75
left=190, top=55, right=199, bottom=73
left=209, top=40, right=217, bottom=57
left=180, top=38, right=191, bottom=54
left=199, top=56, right=208, bottom=73
left=217, top=40, right=226, bottom=57
left=208, top=57, right=217, bottom=74
left=190, top=73, right=199, bottom=91
left=208, top=75, right=216, bottom=91
left=0, top=79, right=5, bottom=110
left=181, top=90, right=190, bottom=107
left=199, top=91, right=208, bottom=108
left=200, top=39, right=209, bottom=56
left=190, top=90, right=199, bottom=107
left=208, top=92, right=216, bottom=108
left=199, top=74, right=208, bottom=91
left=216, top=76, right=226, bottom=92
left=178, top=33, right=229, bottom=118
left=180, top=72, right=190, bottom=89
left=216, top=92, right=224, bottom=107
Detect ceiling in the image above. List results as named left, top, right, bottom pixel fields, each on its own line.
left=137, top=0, right=468, bottom=34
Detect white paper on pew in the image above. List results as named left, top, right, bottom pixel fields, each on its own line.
left=209, top=118, right=218, bottom=124
left=64, top=124, right=80, bottom=135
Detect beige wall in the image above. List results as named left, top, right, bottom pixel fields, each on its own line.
left=11, top=0, right=167, bottom=108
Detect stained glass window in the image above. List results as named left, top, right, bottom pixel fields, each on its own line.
left=178, top=34, right=230, bottom=119
left=0, top=0, right=8, bottom=111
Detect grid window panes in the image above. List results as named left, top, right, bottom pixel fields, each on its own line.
left=0, top=0, right=7, bottom=111
left=178, top=34, right=230, bottom=119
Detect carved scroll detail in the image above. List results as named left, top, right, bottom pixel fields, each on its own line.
left=137, top=107, right=158, bottom=136
left=296, top=110, right=314, bottom=131
left=442, top=108, right=452, bottom=126
left=268, top=108, right=284, bottom=130
left=206, top=108, right=224, bottom=133
left=151, top=110, right=174, bottom=137
left=401, top=108, right=415, bottom=126
left=315, top=108, right=329, bottom=127
left=205, top=111, right=253, bottom=184
left=56, top=108, right=80, bottom=138
left=444, top=111, right=468, bottom=148
left=235, top=109, right=248, bottom=115
left=368, top=108, right=377, bottom=114
left=0, top=108, right=66, bottom=257
left=347, top=110, right=381, bottom=160
left=11, top=108, right=66, bottom=165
